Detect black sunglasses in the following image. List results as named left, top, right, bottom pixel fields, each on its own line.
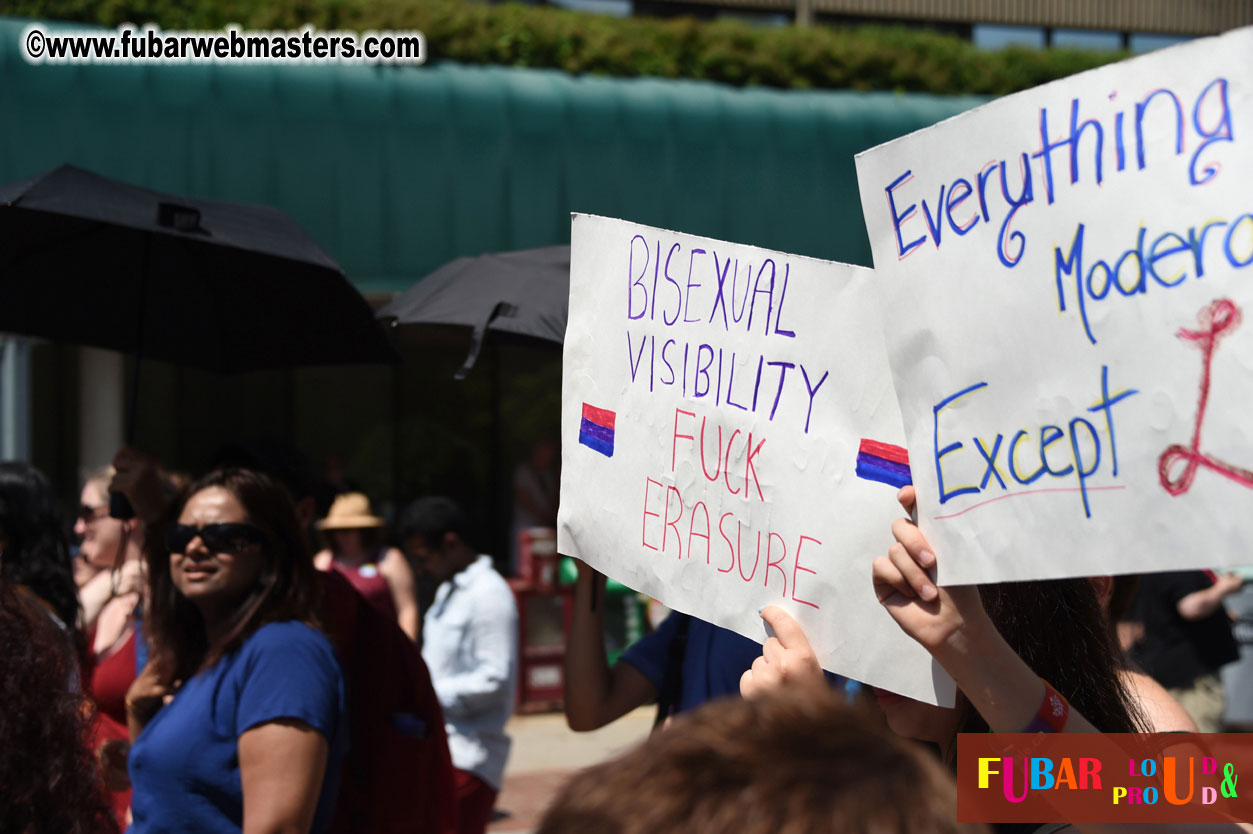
left=78, top=504, right=109, bottom=523
left=165, top=523, right=266, bottom=555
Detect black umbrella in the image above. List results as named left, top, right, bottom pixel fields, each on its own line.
left=378, top=244, right=569, bottom=564
left=0, top=165, right=398, bottom=375
left=376, top=245, right=568, bottom=379
left=0, top=164, right=399, bottom=515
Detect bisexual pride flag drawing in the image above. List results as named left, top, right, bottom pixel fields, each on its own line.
left=855, top=439, right=912, bottom=489
left=579, top=403, right=616, bottom=458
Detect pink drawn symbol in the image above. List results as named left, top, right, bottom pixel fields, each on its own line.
left=1158, top=298, right=1253, bottom=496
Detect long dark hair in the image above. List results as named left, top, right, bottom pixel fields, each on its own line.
left=145, top=468, right=320, bottom=683
left=950, top=578, right=1145, bottom=750
left=0, top=580, right=119, bottom=834
left=0, top=461, right=80, bottom=630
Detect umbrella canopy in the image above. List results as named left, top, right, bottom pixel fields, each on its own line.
left=377, top=245, right=568, bottom=378
left=0, top=164, right=398, bottom=373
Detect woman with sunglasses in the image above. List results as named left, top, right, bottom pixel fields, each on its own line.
left=125, top=468, right=347, bottom=834
left=74, top=465, right=150, bottom=729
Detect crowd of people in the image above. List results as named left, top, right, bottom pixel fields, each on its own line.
left=557, top=485, right=1253, bottom=834
left=2, top=434, right=1250, bottom=834
left=0, top=440, right=518, bottom=834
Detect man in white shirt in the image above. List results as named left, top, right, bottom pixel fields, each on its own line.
left=399, top=497, right=518, bottom=834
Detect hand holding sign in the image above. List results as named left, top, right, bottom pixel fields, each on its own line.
left=559, top=214, right=954, bottom=705
left=739, top=605, right=825, bottom=700
left=873, top=486, right=992, bottom=669
left=855, top=26, right=1253, bottom=585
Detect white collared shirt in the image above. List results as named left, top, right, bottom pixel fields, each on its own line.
left=421, top=555, right=518, bottom=789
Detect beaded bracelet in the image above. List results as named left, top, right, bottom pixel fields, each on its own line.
left=1023, top=678, right=1070, bottom=733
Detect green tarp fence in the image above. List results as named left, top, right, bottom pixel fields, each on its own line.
left=0, top=17, right=982, bottom=292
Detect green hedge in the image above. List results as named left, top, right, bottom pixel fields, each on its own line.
left=3, top=0, right=1125, bottom=94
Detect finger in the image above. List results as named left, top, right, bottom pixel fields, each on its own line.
left=741, top=657, right=773, bottom=699
left=739, top=668, right=756, bottom=698
left=872, top=555, right=911, bottom=604
left=759, top=605, right=813, bottom=653
left=763, top=636, right=785, bottom=665
left=749, top=655, right=777, bottom=691
left=888, top=541, right=937, bottom=602
left=890, top=517, right=936, bottom=569
left=897, top=485, right=916, bottom=514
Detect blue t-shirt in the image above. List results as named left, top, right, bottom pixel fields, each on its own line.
left=619, top=612, right=761, bottom=713
left=128, top=621, right=348, bottom=834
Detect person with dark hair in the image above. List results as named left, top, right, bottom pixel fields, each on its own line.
left=742, top=488, right=1146, bottom=745
left=0, top=578, right=119, bottom=834
left=537, top=689, right=980, bottom=834
left=0, top=460, right=134, bottom=827
left=124, top=468, right=347, bottom=834
left=113, top=444, right=459, bottom=834
left=315, top=492, right=419, bottom=640
left=741, top=487, right=1253, bottom=834
left=0, top=460, right=81, bottom=639
left=1091, top=575, right=1197, bottom=732
left=398, top=496, right=518, bottom=834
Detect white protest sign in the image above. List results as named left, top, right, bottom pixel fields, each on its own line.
left=557, top=213, right=954, bottom=706
left=855, top=28, right=1253, bottom=585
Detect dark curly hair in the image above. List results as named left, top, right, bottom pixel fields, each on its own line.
left=0, top=461, right=80, bottom=630
left=144, top=468, right=321, bottom=683
left=0, top=580, right=119, bottom=834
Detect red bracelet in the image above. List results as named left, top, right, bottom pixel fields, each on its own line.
left=1023, top=679, right=1069, bottom=733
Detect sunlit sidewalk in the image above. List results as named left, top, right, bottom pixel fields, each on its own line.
left=489, top=707, right=654, bottom=833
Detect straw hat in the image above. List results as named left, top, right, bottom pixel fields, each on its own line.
left=316, top=492, right=384, bottom=530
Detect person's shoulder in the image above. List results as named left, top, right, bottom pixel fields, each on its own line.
left=467, top=556, right=512, bottom=592
left=697, top=618, right=761, bottom=664
left=689, top=616, right=751, bottom=645
left=246, top=620, right=336, bottom=657
left=235, top=621, right=343, bottom=692
left=484, top=573, right=519, bottom=612
left=1125, top=668, right=1199, bottom=732
left=378, top=547, right=411, bottom=574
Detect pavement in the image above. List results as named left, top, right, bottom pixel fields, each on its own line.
left=487, top=707, right=654, bottom=834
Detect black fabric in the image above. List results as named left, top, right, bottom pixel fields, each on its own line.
left=653, top=613, right=692, bottom=730
left=376, top=245, right=568, bottom=374
left=1128, top=571, right=1239, bottom=689
left=0, top=164, right=398, bottom=372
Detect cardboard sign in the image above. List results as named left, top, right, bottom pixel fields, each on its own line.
left=855, top=28, right=1253, bottom=584
left=558, top=213, right=954, bottom=706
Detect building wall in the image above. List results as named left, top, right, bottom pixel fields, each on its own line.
left=0, top=16, right=979, bottom=549
left=636, top=0, right=1253, bottom=36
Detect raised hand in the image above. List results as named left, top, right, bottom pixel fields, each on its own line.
left=111, top=445, right=171, bottom=524
left=739, top=605, right=825, bottom=699
left=872, top=486, right=992, bottom=667
left=125, top=660, right=176, bottom=740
